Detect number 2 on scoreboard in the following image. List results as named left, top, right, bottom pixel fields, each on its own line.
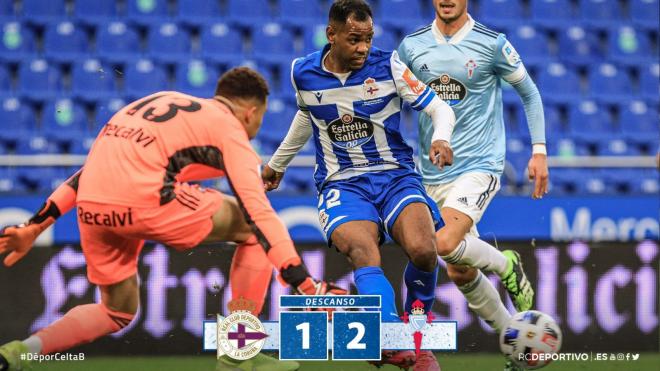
left=296, top=321, right=366, bottom=350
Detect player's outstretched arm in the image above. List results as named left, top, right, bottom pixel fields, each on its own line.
left=0, top=168, right=81, bottom=266
left=264, top=109, right=313, bottom=191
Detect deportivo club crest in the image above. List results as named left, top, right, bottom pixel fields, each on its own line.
left=217, top=298, right=268, bottom=360
left=362, top=77, right=379, bottom=99
left=401, top=299, right=435, bottom=356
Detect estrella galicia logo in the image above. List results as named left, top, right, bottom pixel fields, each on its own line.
left=327, top=114, right=374, bottom=149
left=427, top=74, right=467, bottom=106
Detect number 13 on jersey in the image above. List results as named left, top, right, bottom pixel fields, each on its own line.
left=279, top=311, right=381, bottom=360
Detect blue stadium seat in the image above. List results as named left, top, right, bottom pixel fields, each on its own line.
left=174, top=59, right=218, bottom=97
left=630, top=0, right=659, bottom=31
left=126, top=0, right=170, bottom=26
left=378, top=0, right=423, bottom=28
left=576, top=170, right=614, bottom=195
left=303, top=23, right=328, bottom=54
left=530, top=0, right=574, bottom=28
left=549, top=169, right=583, bottom=195
left=94, top=97, right=127, bottom=130
left=607, top=25, right=654, bottom=65
left=280, top=0, right=324, bottom=28
left=568, top=100, right=616, bottom=141
left=0, top=168, right=22, bottom=193
left=0, top=97, right=36, bottom=141
left=0, top=0, right=16, bottom=19
left=0, top=21, right=36, bottom=63
left=547, top=138, right=590, bottom=158
left=0, top=63, right=11, bottom=96
left=512, top=103, right=563, bottom=138
left=283, top=167, right=316, bottom=193
left=96, top=22, right=141, bottom=64
left=620, top=100, right=658, bottom=136
left=14, top=136, right=59, bottom=155
left=373, top=25, right=399, bottom=52
left=124, top=59, right=169, bottom=99
left=536, top=62, right=582, bottom=104
left=596, top=137, right=640, bottom=156
left=227, top=0, right=273, bottom=26
left=587, top=63, right=633, bottom=103
left=146, top=23, right=192, bottom=64
left=557, top=26, right=602, bottom=67
left=479, top=0, right=524, bottom=28
left=579, top=0, right=622, bottom=29
left=639, top=63, right=659, bottom=102
left=73, top=0, right=118, bottom=26
left=21, top=0, right=66, bottom=26
left=43, top=21, right=89, bottom=64
left=41, top=98, right=89, bottom=143
left=252, top=22, right=297, bottom=62
left=258, top=97, right=296, bottom=148
left=70, top=58, right=116, bottom=102
left=16, top=166, right=62, bottom=192
left=176, top=0, right=221, bottom=27
left=602, top=169, right=640, bottom=194
left=18, top=59, right=62, bottom=101
left=506, top=25, right=551, bottom=66
left=630, top=170, right=660, bottom=194
left=200, top=22, right=245, bottom=64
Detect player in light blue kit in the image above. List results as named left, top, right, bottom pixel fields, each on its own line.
left=398, top=1, right=547, bottom=370
left=262, top=1, right=454, bottom=369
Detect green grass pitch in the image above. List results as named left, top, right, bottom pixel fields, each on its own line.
left=31, top=353, right=660, bottom=371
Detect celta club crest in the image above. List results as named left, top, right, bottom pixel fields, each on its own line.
left=465, top=59, right=478, bottom=79
left=401, top=299, right=435, bottom=356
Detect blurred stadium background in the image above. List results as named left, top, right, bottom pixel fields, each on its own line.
left=0, top=0, right=657, bottom=370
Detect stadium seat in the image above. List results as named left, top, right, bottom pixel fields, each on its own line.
left=0, top=63, right=11, bottom=96
left=14, top=136, right=59, bottom=155
left=226, top=0, right=273, bottom=26
left=252, top=22, right=297, bottom=62
left=126, top=0, right=170, bottom=26
left=21, top=0, right=66, bottom=26
left=607, top=25, right=654, bottom=65
left=73, top=0, right=118, bottom=26
left=279, top=0, right=324, bottom=28
left=93, top=97, right=127, bottom=130
left=96, top=22, right=141, bottom=64
left=146, top=23, right=192, bottom=64
left=478, top=0, right=525, bottom=29
left=630, top=170, right=660, bottom=194
left=506, top=25, right=551, bottom=66
left=174, top=59, right=218, bottom=97
left=0, top=21, right=36, bottom=63
left=373, top=25, right=399, bottom=52
left=282, top=167, right=316, bottom=193
left=0, top=168, right=22, bottom=193
left=199, top=22, right=245, bottom=64
left=596, top=136, right=640, bottom=156
left=70, top=58, right=116, bottom=102
left=176, top=0, right=221, bottom=27
left=123, top=59, right=169, bottom=99
left=536, top=62, right=582, bottom=104
left=530, top=0, right=574, bottom=28
left=568, top=100, right=617, bottom=141
left=579, top=0, right=622, bottom=29
left=43, top=21, right=90, bottom=64
left=547, top=138, right=590, bottom=158
left=303, top=22, right=329, bottom=54
left=259, top=97, right=296, bottom=145
left=639, top=63, right=659, bottom=102
left=630, top=0, right=659, bottom=31
left=587, top=63, right=633, bottom=103
left=41, top=98, right=89, bottom=144
left=576, top=170, right=614, bottom=195
left=0, top=0, right=16, bottom=19
left=378, top=0, right=424, bottom=29
left=0, top=97, right=37, bottom=142
left=557, top=26, right=602, bottom=67
left=16, top=166, right=62, bottom=192
left=18, top=58, right=62, bottom=101
left=619, top=100, right=659, bottom=153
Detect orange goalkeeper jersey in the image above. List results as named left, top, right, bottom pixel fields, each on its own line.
left=77, top=91, right=292, bottom=250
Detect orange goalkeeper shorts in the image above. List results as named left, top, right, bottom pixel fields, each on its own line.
left=77, top=183, right=224, bottom=285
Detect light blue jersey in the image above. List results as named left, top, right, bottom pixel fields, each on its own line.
left=291, top=44, right=438, bottom=189
left=398, top=16, right=545, bottom=184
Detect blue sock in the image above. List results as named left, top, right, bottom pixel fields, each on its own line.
left=354, top=266, right=400, bottom=322
left=404, top=261, right=439, bottom=313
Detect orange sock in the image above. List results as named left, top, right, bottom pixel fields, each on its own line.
left=230, top=239, right=273, bottom=316
left=35, top=303, right=134, bottom=354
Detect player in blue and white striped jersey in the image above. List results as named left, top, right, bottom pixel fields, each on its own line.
left=262, top=1, right=453, bottom=369
left=398, top=1, right=545, bottom=370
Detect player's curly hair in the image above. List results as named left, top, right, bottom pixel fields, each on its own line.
left=329, top=0, right=373, bottom=24
left=214, top=67, right=269, bottom=103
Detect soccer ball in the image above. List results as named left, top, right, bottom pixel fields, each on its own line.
left=499, top=310, right=562, bottom=369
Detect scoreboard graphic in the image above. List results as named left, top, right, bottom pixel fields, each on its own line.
left=203, top=295, right=457, bottom=361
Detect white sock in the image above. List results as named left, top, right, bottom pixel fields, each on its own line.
left=442, top=235, right=509, bottom=276
left=23, top=335, right=42, bottom=354
left=457, top=271, right=511, bottom=333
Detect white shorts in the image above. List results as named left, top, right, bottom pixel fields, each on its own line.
left=424, top=172, right=500, bottom=237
